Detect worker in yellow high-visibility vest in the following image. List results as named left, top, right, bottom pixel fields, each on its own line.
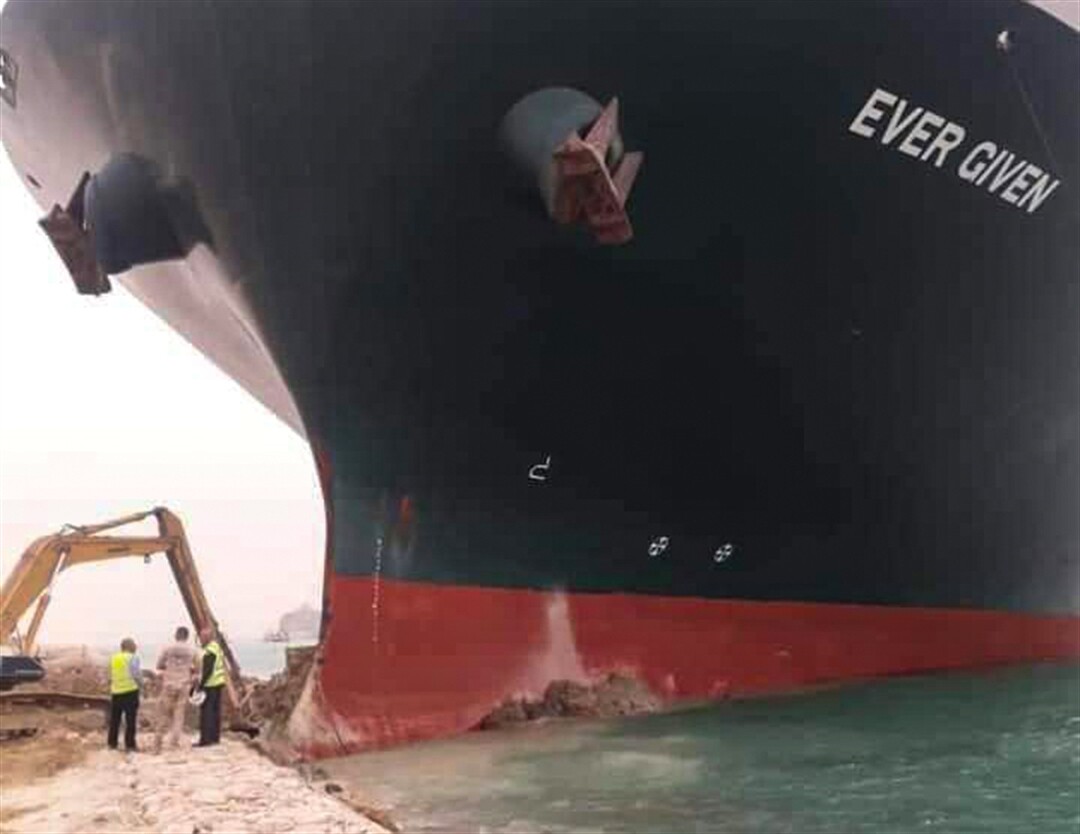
left=107, top=637, right=142, bottom=752
left=193, top=626, right=227, bottom=747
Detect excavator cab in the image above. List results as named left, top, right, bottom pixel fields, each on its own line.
left=0, top=654, right=45, bottom=691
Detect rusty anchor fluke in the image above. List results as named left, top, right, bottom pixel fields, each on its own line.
left=551, top=99, right=643, bottom=245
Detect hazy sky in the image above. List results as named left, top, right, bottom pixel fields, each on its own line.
left=0, top=139, right=323, bottom=646
left=1036, top=0, right=1080, bottom=29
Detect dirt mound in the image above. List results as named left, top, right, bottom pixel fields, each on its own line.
left=0, top=698, right=103, bottom=792
left=24, top=647, right=110, bottom=697
left=22, top=645, right=314, bottom=734
left=476, top=672, right=661, bottom=730
left=14, top=647, right=189, bottom=734
left=243, top=645, right=315, bottom=727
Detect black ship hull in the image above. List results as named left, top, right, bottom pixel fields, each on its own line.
left=2, top=0, right=1077, bottom=752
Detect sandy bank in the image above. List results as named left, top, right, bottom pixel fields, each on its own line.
left=0, top=740, right=390, bottom=834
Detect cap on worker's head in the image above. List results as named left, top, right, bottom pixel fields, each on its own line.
left=120, top=637, right=136, bottom=652
left=175, top=626, right=189, bottom=641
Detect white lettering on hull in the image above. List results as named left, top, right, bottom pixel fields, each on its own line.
left=848, top=87, right=1062, bottom=215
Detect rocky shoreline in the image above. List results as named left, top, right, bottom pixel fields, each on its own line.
left=0, top=646, right=391, bottom=834
left=1, top=741, right=390, bottom=834
left=1, top=647, right=666, bottom=833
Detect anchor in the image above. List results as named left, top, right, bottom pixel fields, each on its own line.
left=551, top=98, right=644, bottom=245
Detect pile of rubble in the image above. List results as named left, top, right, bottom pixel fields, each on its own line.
left=476, top=672, right=661, bottom=730
left=3, top=646, right=189, bottom=740
left=236, top=645, right=317, bottom=761
left=24, top=645, right=110, bottom=696
left=243, top=645, right=315, bottom=727
left=23, top=644, right=317, bottom=735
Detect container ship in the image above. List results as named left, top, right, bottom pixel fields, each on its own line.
left=2, top=0, right=1077, bottom=755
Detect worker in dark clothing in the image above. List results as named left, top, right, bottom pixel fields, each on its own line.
left=107, top=637, right=141, bottom=752
left=193, top=626, right=227, bottom=747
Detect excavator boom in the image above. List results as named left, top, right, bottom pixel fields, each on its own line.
left=0, top=508, right=244, bottom=709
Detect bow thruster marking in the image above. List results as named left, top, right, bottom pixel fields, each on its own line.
left=529, top=455, right=552, bottom=482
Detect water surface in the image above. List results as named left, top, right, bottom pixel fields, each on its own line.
left=326, top=663, right=1080, bottom=833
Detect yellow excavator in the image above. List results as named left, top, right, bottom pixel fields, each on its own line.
left=0, top=507, right=245, bottom=712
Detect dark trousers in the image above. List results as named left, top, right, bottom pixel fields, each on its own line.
left=108, top=690, right=139, bottom=750
left=198, top=686, right=223, bottom=745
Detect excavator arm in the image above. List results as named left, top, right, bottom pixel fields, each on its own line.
left=0, top=508, right=244, bottom=708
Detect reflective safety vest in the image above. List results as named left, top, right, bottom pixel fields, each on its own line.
left=203, top=641, right=226, bottom=689
left=110, top=651, right=138, bottom=695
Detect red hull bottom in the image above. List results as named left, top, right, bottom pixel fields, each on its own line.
left=286, top=572, right=1080, bottom=757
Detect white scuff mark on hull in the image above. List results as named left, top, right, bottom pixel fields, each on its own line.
left=513, top=590, right=588, bottom=697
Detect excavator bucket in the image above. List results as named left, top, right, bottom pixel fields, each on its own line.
left=0, top=655, right=45, bottom=691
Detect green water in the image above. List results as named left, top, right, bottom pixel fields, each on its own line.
left=326, top=663, right=1080, bottom=833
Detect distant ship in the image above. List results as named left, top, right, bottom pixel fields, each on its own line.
left=1, top=0, right=1077, bottom=756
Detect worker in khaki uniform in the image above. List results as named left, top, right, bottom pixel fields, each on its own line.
left=153, top=625, right=197, bottom=751
left=194, top=626, right=227, bottom=747
left=107, top=637, right=141, bottom=752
